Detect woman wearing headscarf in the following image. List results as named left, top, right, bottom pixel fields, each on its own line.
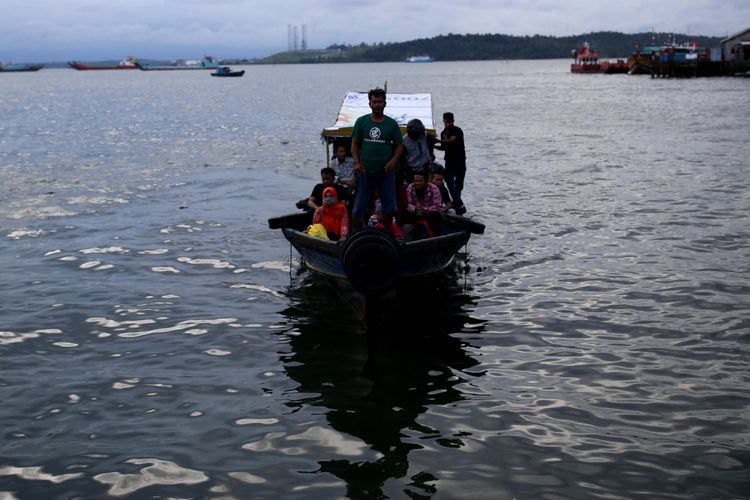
left=312, top=186, right=349, bottom=241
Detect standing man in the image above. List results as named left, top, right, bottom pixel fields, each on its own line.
left=351, top=88, right=404, bottom=232
left=436, top=112, right=467, bottom=215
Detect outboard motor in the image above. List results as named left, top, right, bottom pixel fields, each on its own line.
left=341, top=229, right=400, bottom=296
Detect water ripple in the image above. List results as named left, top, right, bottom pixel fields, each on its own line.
left=93, top=458, right=208, bottom=497
left=1, top=60, right=749, bottom=499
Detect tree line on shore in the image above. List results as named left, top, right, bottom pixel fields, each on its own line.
left=256, top=31, right=724, bottom=64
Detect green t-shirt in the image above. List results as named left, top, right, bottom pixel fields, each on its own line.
left=352, top=114, right=403, bottom=176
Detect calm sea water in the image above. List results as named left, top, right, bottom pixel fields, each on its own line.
left=1, top=60, right=749, bottom=499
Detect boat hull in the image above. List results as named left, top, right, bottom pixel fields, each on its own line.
left=135, top=59, right=219, bottom=71
left=136, top=64, right=218, bottom=70
left=601, top=60, right=629, bottom=74
left=627, top=54, right=653, bottom=74
left=211, top=70, right=245, bottom=77
left=270, top=211, right=482, bottom=296
left=571, top=61, right=628, bottom=74
left=282, top=227, right=469, bottom=279
left=0, top=64, right=43, bottom=72
left=68, top=62, right=137, bottom=70
left=570, top=63, right=601, bottom=73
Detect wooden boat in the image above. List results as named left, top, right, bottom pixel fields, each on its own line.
left=210, top=66, right=245, bottom=77
left=268, top=91, right=485, bottom=297
left=627, top=45, right=662, bottom=74
left=135, top=56, right=219, bottom=71
left=0, top=63, right=43, bottom=72
left=68, top=56, right=137, bottom=70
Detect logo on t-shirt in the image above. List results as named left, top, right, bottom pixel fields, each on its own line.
left=369, top=127, right=381, bottom=140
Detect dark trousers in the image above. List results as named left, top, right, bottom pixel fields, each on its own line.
left=402, top=211, right=443, bottom=238
left=445, top=158, right=466, bottom=208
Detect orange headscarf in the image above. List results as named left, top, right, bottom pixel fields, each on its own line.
left=314, top=187, right=349, bottom=238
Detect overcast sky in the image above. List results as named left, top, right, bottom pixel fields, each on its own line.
left=2, top=0, right=748, bottom=62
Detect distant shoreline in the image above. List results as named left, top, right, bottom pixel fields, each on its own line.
left=23, top=30, right=725, bottom=66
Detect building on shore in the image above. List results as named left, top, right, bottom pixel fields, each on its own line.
left=721, top=27, right=750, bottom=75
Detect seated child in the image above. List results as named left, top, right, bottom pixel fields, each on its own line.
left=368, top=199, right=404, bottom=240
left=313, top=186, right=349, bottom=241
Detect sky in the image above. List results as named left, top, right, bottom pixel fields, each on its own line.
left=2, top=0, right=748, bottom=62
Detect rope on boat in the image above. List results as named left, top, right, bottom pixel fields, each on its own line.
left=288, top=240, right=293, bottom=280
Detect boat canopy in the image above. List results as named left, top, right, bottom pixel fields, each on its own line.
left=322, top=91, right=435, bottom=140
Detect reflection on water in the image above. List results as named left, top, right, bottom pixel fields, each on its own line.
left=1, top=61, right=749, bottom=498
left=279, top=269, right=486, bottom=498
left=93, top=458, right=209, bottom=496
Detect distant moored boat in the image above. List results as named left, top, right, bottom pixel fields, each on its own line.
left=570, top=42, right=628, bottom=74
left=135, top=56, right=220, bottom=71
left=570, top=42, right=601, bottom=73
left=405, top=55, right=434, bottom=63
left=210, top=66, right=245, bottom=77
left=0, top=63, right=44, bottom=72
left=68, top=56, right=138, bottom=70
left=627, top=45, right=664, bottom=74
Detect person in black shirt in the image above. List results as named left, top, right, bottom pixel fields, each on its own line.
left=435, top=112, right=467, bottom=215
left=307, top=167, right=349, bottom=212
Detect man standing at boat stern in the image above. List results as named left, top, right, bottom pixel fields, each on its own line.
left=351, top=88, right=404, bottom=232
left=436, top=112, right=467, bottom=215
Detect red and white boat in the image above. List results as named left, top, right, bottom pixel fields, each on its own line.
left=571, top=42, right=601, bottom=73
left=571, top=42, right=628, bottom=74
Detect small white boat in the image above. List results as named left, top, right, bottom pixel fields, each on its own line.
left=405, top=55, right=434, bottom=63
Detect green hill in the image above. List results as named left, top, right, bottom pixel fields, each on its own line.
left=257, top=31, right=724, bottom=64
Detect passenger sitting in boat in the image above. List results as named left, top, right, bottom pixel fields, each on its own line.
left=403, top=170, right=443, bottom=240
left=368, top=199, right=404, bottom=240
left=430, top=164, right=454, bottom=214
left=306, top=167, right=349, bottom=213
left=400, top=118, right=436, bottom=184
left=331, top=145, right=355, bottom=191
left=312, top=187, right=349, bottom=241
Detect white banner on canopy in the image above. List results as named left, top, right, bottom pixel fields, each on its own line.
left=324, top=92, right=435, bottom=135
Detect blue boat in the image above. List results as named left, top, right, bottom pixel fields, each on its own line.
left=268, top=91, right=484, bottom=297
left=0, top=63, right=43, bottom=72
left=211, top=66, right=245, bottom=77
left=135, top=56, right=219, bottom=71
